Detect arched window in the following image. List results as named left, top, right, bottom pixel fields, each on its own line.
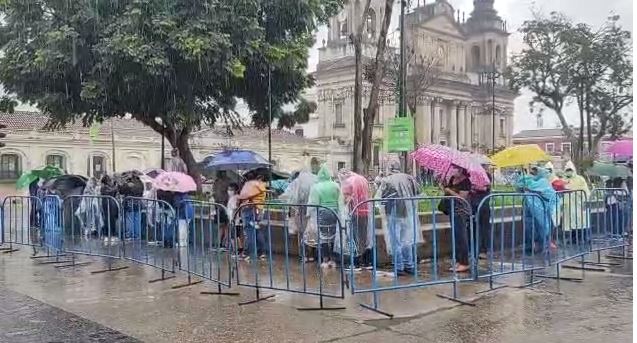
left=87, top=155, right=106, bottom=179
left=487, top=40, right=494, bottom=63
left=366, top=10, right=376, bottom=38
left=495, top=45, right=502, bottom=65
left=0, top=153, right=21, bottom=180
left=471, top=46, right=480, bottom=68
left=46, top=154, right=66, bottom=170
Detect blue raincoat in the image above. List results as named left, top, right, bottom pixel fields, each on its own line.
left=516, top=168, right=558, bottom=252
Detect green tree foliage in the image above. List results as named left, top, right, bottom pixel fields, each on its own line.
left=0, top=0, right=342, bottom=179
left=508, top=12, right=632, bottom=163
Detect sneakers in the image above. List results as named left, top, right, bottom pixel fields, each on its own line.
left=328, top=261, right=337, bottom=268
left=478, top=252, right=488, bottom=260
left=259, top=254, right=267, bottom=261
left=320, top=262, right=329, bottom=269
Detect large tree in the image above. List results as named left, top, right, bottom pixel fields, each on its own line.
left=0, top=0, right=342, bottom=181
left=508, top=12, right=632, bottom=163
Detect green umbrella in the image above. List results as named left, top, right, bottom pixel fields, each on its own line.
left=587, top=161, right=632, bottom=178
left=15, top=166, right=64, bottom=189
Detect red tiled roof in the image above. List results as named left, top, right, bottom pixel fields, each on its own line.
left=0, top=111, right=155, bottom=136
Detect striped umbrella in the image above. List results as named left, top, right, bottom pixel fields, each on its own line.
left=410, top=145, right=490, bottom=189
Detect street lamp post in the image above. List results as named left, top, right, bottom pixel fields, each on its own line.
left=481, top=62, right=500, bottom=153
left=398, top=0, right=407, bottom=172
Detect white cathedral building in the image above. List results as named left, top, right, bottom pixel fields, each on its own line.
left=309, top=0, right=517, bottom=171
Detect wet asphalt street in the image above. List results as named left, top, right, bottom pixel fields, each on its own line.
left=0, top=286, right=138, bottom=343
left=0, top=248, right=632, bottom=343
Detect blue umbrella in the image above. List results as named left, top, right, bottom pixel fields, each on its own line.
left=201, top=149, right=271, bottom=171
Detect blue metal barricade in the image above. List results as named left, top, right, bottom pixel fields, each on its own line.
left=589, top=188, right=631, bottom=258
left=475, top=193, right=551, bottom=291
left=60, top=195, right=126, bottom=272
left=0, top=196, right=43, bottom=253
left=172, top=200, right=237, bottom=295
left=551, top=190, right=592, bottom=263
left=233, top=202, right=346, bottom=310
left=348, top=196, right=475, bottom=318
left=41, top=195, right=63, bottom=255
left=122, top=197, right=178, bottom=282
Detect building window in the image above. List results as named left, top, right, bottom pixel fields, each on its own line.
left=373, top=144, right=381, bottom=167
left=294, top=128, right=304, bottom=137
left=366, top=10, right=376, bottom=39
left=439, top=109, right=444, bottom=130
left=46, top=154, right=65, bottom=170
left=499, top=117, right=505, bottom=135
left=545, top=143, right=555, bottom=154
left=339, top=20, right=348, bottom=39
left=495, top=45, right=502, bottom=65
left=440, top=140, right=447, bottom=146
left=373, top=107, right=381, bottom=125
left=562, top=142, right=572, bottom=155
left=87, top=155, right=105, bottom=179
left=334, top=103, right=344, bottom=127
left=337, top=161, right=346, bottom=171
left=471, top=46, right=480, bottom=68
left=0, top=154, right=21, bottom=180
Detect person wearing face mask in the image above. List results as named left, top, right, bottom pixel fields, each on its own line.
left=561, top=161, right=591, bottom=240
left=516, top=166, right=558, bottom=254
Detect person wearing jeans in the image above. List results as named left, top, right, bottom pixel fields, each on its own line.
left=442, top=166, right=472, bottom=273
left=387, top=214, right=414, bottom=273
left=238, top=175, right=267, bottom=260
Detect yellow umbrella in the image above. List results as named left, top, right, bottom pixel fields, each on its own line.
left=490, top=144, right=550, bottom=168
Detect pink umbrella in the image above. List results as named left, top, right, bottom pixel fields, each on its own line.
left=153, top=172, right=197, bottom=193
left=606, top=140, right=633, bottom=156
left=410, top=145, right=490, bottom=189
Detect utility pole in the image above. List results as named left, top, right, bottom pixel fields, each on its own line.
left=481, top=62, right=500, bottom=153
left=267, top=66, right=273, bottom=184
left=398, top=0, right=407, bottom=172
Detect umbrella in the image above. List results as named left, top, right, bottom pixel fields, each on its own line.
left=153, top=172, right=197, bottom=193
left=587, top=161, right=632, bottom=178
left=201, top=149, right=270, bottom=171
left=41, top=174, right=87, bottom=198
left=243, top=167, right=290, bottom=181
left=410, top=144, right=490, bottom=189
left=605, top=139, right=633, bottom=157
left=143, top=168, right=165, bottom=179
left=490, top=144, right=550, bottom=168
left=114, top=171, right=144, bottom=197
left=16, top=165, right=64, bottom=189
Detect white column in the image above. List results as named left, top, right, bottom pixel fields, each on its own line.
left=449, top=101, right=458, bottom=148
left=462, top=105, right=470, bottom=150
left=458, top=103, right=466, bottom=149
left=432, top=99, right=441, bottom=144
left=415, top=98, right=432, bottom=145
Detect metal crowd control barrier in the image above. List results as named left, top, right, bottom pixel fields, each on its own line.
left=37, top=195, right=66, bottom=262
left=122, top=197, right=178, bottom=283
left=0, top=196, right=43, bottom=254
left=348, top=196, right=476, bottom=318
left=233, top=202, right=346, bottom=311
left=535, top=190, right=592, bottom=282
left=588, top=188, right=632, bottom=262
left=172, top=200, right=237, bottom=296
left=475, top=193, right=550, bottom=292
left=61, top=195, right=128, bottom=273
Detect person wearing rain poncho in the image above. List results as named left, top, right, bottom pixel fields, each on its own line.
left=280, top=169, right=318, bottom=262
left=561, top=161, right=591, bottom=239
left=74, top=177, right=104, bottom=238
left=307, top=164, right=345, bottom=268
left=337, top=169, right=372, bottom=269
left=515, top=166, right=558, bottom=254
left=374, top=165, right=422, bottom=276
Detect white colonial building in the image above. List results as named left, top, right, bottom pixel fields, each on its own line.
left=312, top=0, right=517, bottom=171
left=0, top=111, right=350, bottom=196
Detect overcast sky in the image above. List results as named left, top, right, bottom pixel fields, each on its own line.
left=308, top=0, right=633, bottom=133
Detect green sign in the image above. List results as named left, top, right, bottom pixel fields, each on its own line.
left=384, top=117, right=414, bottom=152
